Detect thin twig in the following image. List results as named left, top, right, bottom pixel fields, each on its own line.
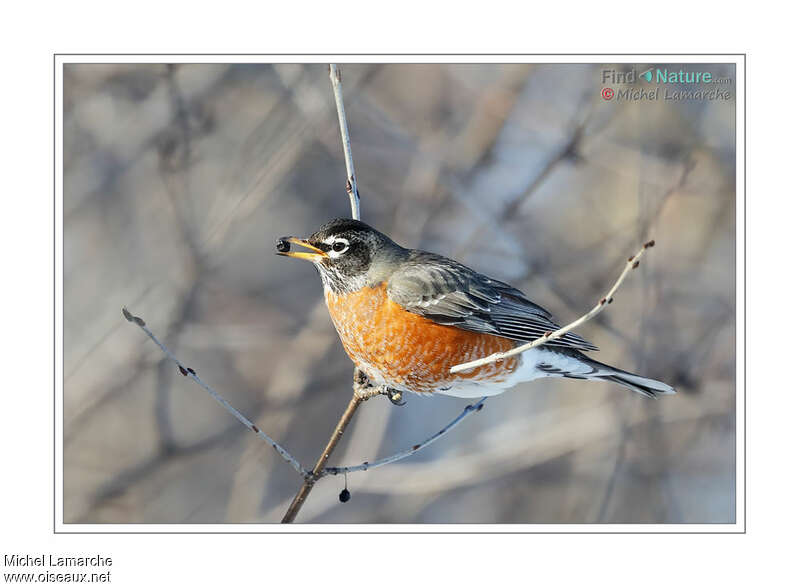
left=320, top=397, right=488, bottom=477
left=121, top=307, right=307, bottom=477
left=329, top=64, right=361, bottom=221
left=450, top=240, right=657, bottom=374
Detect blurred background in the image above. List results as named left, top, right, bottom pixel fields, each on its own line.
left=63, top=63, right=736, bottom=524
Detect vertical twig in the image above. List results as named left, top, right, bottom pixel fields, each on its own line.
left=329, top=64, right=361, bottom=221
left=280, top=64, right=366, bottom=523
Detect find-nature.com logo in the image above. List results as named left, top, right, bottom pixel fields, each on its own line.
left=600, top=66, right=733, bottom=102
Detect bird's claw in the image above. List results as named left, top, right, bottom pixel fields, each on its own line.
left=381, top=387, right=406, bottom=406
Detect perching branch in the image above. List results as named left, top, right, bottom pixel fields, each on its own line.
left=280, top=374, right=370, bottom=523
left=450, top=240, right=657, bottom=374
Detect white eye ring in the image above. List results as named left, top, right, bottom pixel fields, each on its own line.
left=329, top=238, right=349, bottom=257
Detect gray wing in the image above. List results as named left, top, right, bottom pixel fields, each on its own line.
left=387, top=251, right=598, bottom=351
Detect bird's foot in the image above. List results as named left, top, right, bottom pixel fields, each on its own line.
left=354, top=369, right=371, bottom=387
left=354, top=370, right=378, bottom=401
left=380, top=386, right=406, bottom=406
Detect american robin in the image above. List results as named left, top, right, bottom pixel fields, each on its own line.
left=277, top=218, right=675, bottom=401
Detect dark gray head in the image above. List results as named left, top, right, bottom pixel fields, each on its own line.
left=276, top=218, right=406, bottom=293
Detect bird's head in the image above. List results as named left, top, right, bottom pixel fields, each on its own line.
left=277, top=218, right=404, bottom=293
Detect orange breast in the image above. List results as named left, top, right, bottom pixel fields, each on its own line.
left=324, top=283, right=520, bottom=394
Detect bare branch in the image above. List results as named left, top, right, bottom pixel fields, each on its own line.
left=280, top=377, right=372, bottom=523
left=329, top=64, right=361, bottom=221
left=121, top=307, right=308, bottom=477
left=320, top=397, right=488, bottom=478
left=450, top=240, right=657, bottom=374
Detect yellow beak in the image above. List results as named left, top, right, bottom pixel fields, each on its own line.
left=276, top=237, right=327, bottom=262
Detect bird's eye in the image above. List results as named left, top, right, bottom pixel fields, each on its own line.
left=331, top=240, right=348, bottom=253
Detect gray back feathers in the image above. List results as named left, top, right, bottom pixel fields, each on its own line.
left=387, top=250, right=598, bottom=351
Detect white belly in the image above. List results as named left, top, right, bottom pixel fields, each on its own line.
left=431, top=346, right=593, bottom=398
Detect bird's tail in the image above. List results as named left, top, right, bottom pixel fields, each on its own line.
left=520, top=347, right=676, bottom=399
left=586, top=358, right=676, bottom=399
